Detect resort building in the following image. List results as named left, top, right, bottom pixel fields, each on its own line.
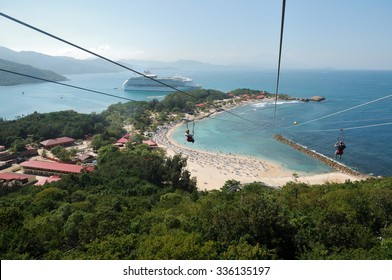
left=77, top=153, right=96, bottom=164
left=20, top=160, right=88, bottom=177
left=0, top=160, right=13, bottom=170
left=0, top=172, right=37, bottom=186
left=0, top=150, right=11, bottom=161
left=40, top=137, right=76, bottom=149
left=116, top=133, right=133, bottom=145
left=142, top=140, right=158, bottom=147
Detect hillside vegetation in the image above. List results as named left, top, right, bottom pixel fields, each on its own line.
left=0, top=59, right=67, bottom=86
left=1, top=158, right=391, bottom=259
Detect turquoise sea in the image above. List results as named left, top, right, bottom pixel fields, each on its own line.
left=1, top=68, right=392, bottom=176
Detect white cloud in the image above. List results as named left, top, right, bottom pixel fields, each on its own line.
left=90, top=45, right=111, bottom=54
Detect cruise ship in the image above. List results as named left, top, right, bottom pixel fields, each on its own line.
left=122, top=71, right=201, bottom=92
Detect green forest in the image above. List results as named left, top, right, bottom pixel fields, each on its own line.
left=0, top=92, right=392, bottom=260
left=1, top=145, right=392, bottom=259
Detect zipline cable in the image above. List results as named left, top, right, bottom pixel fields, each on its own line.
left=303, top=116, right=392, bottom=125
left=0, top=68, right=138, bottom=102
left=273, top=0, right=286, bottom=122
left=6, top=65, right=391, bottom=136
left=5, top=11, right=388, bottom=135
left=1, top=67, right=262, bottom=127
left=0, top=12, right=263, bottom=126
left=290, top=122, right=392, bottom=132
left=0, top=12, right=181, bottom=94
left=295, top=94, right=392, bottom=127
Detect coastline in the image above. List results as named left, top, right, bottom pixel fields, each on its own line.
left=153, top=102, right=369, bottom=190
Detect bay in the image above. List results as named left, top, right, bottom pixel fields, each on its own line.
left=1, top=68, right=391, bottom=176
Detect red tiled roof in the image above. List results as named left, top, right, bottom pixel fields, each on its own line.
left=142, top=140, right=158, bottom=147
left=21, top=160, right=84, bottom=174
left=116, top=133, right=133, bottom=144
left=0, top=173, right=30, bottom=181
left=116, top=137, right=130, bottom=144
left=40, top=137, right=75, bottom=147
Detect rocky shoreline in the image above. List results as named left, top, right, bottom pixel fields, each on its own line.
left=294, top=95, right=326, bottom=102
left=274, top=134, right=367, bottom=177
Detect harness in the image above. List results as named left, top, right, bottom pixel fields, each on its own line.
left=186, top=120, right=195, bottom=136
left=185, top=118, right=195, bottom=143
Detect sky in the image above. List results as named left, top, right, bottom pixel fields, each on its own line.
left=1, top=0, right=392, bottom=69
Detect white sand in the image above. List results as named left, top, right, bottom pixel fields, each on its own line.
left=153, top=122, right=367, bottom=191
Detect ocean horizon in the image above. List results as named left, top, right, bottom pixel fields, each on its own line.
left=1, top=68, right=392, bottom=176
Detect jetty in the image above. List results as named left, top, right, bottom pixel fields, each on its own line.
left=274, top=134, right=363, bottom=176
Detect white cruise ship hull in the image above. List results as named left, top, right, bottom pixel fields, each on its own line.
left=123, top=85, right=201, bottom=92
left=122, top=72, right=201, bottom=92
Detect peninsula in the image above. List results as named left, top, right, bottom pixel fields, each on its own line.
left=0, top=58, right=67, bottom=86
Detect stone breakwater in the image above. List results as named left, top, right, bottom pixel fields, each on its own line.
left=274, top=134, right=364, bottom=176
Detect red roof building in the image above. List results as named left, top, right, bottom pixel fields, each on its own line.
left=116, top=133, right=133, bottom=145
left=0, top=172, right=36, bottom=185
left=20, top=160, right=88, bottom=176
left=142, top=140, right=158, bottom=147
left=40, top=137, right=75, bottom=149
left=0, top=173, right=29, bottom=182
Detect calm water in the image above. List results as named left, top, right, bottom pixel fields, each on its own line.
left=1, top=69, right=392, bottom=176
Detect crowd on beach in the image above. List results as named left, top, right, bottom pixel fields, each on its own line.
left=152, top=121, right=367, bottom=190
left=150, top=96, right=368, bottom=189
left=152, top=122, right=281, bottom=188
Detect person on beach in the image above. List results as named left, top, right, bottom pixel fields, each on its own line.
left=185, top=129, right=195, bottom=143
left=334, top=141, right=346, bottom=159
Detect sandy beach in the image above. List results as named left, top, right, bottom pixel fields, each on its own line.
left=153, top=120, right=367, bottom=191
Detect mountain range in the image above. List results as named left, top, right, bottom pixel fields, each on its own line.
left=0, top=46, right=123, bottom=75
left=0, top=46, right=256, bottom=86
left=0, top=58, right=67, bottom=86
left=0, top=46, right=232, bottom=75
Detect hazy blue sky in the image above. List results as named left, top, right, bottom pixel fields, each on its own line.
left=1, top=0, right=392, bottom=69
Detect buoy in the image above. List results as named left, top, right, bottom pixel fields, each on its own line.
left=293, top=121, right=298, bottom=125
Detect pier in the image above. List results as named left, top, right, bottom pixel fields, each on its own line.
left=274, top=134, right=363, bottom=176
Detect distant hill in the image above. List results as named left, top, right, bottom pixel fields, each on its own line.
left=0, top=46, right=123, bottom=75
left=119, top=59, right=272, bottom=73
left=0, top=46, right=250, bottom=76
left=0, top=46, right=229, bottom=75
left=0, top=59, right=67, bottom=86
left=119, top=59, right=236, bottom=71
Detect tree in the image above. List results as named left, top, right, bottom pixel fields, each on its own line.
left=163, top=154, right=197, bottom=192
left=50, top=146, right=77, bottom=162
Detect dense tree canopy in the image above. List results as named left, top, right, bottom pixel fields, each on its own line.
left=1, top=160, right=391, bottom=260
left=0, top=110, right=108, bottom=148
